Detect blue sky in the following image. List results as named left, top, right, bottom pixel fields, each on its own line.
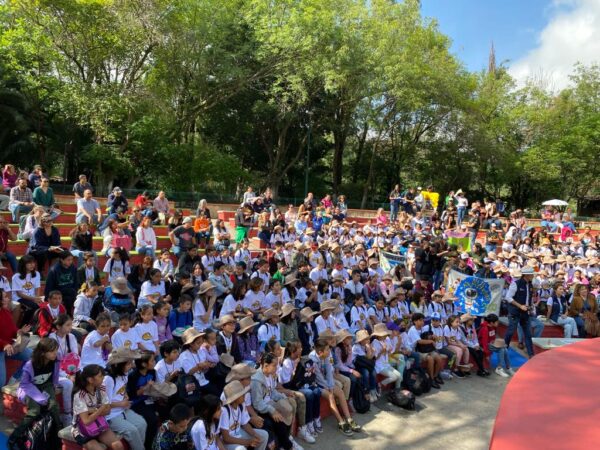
left=420, top=0, right=588, bottom=83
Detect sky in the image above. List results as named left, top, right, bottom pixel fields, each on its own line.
left=420, top=0, right=600, bottom=89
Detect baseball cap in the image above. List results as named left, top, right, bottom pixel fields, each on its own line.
left=431, top=312, right=442, bottom=321
left=182, top=217, right=193, bottom=224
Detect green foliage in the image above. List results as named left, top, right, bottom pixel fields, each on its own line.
left=0, top=0, right=598, bottom=210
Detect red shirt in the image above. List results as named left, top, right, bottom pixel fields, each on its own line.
left=0, top=308, right=18, bottom=348
left=477, top=321, right=496, bottom=357
left=37, top=302, right=66, bottom=337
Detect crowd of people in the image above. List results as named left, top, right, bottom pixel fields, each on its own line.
left=1, top=166, right=599, bottom=450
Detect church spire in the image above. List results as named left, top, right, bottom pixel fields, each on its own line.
left=488, top=41, right=496, bottom=75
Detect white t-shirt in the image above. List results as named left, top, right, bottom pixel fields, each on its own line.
left=220, top=295, right=243, bottom=318
left=315, top=315, right=337, bottom=334
left=350, top=305, right=369, bottom=332
left=218, top=403, right=250, bottom=439
left=406, top=326, right=424, bottom=351
left=155, top=359, right=183, bottom=383
left=443, top=325, right=465, bottom=345
left=103, top=374, right=128, bottom=419
left=263, top=292, right=284, bottom=310
left=179, top=349, right=208, bottom=386
left=81, top=330, right=108, bottom=368
left=368, top=306, right=386, bottom=323
left=102, top=259, right=131, bottom=283
left=423, top=324, right=445, bottom=350
left=111, top=328, right=140, bottom=350
left=48, top=332, right=78, bottom=361
left=258, top=322, right=281, bottom=343
left=138, top=280, right=166, bottom=308
left=191, top=419, right=219, bottom=450
left=193, top=299, right=214, bottom=331
left=242, top=290, right=265, bottom=313
left=250, top=271, right=270, bottom=292
left=11, top=272, right=41, bottom=301
left=371, top=338, right=390, bottom=373
left=135, top=321, right=159, bottom=352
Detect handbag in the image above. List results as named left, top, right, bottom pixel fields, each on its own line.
left=12, top=333, right=30, bottom=354
left=77, top=391, right=109, bottom=438
left=111, top=233, right=132, bottom=251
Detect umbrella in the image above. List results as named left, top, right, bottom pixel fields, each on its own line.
left=542, top=199, right=569, bottom=207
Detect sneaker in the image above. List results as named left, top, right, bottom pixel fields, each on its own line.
left=314, top=418, right=323, bottom=433
left=347, top=418, right=361, bottom=432
left=431, top=381, right=441, bottom=389
left=339, top=421, right=354, bottom=436
left=434, top=376, right=444, bottom=385
left=369, top=390, right=379, bottom=402
left=307, top=422, right=317, bottom=437
left=297, top=426, right=315, bottom=444
left=506, top=368, right=516, bottom=376
left=483, top=369, right=491, bottom=376
left=453, top=370, right=465, bottom=379
left=476, top=370, right=486, bottom=377
left=290, top=436, right=304, bottom=450
left=495, top=367, right=509, bottom=378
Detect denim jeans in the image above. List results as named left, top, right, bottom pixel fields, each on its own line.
left=136, top=245, right=156, bottom=259
left=70, top=249, right=97, bottom=267
left=485, top=244, right=497, bottom=254
left=0, top=250, right=17, bottom=272
left=457, top=206, right=466, bottom=225
left=552, top=315, right=579, bottom=338
left=0, top=346, right=33, bottom=387
left=517, top=315, right=544, bottom=344
left=390, top=204, right=398, bottom=222
left=298, top=386, right=322, bottom=423
left=8, top=203, right=32, bottom=222
left=505, top=310, right=534, bottom=357
left=488, top=344, right=510, bottom=370
left=75, top=213, right=100, bottom=226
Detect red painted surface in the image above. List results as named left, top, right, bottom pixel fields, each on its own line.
left=490, top=338, right=600, bottom=450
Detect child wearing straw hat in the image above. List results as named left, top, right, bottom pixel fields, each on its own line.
left=178, top=328, right=220, bottom=396
left=193, top=280, right=217, bottom=331
left=351, top=329, right=378, bottom=401
left=217, top=314, right=242, bottom=363
left=371, top=323, right=403, bottom=391
left=280, top=303, right=300, bottom=347
left=218, top=379, right=269, bottom=450
left=314, top=300, right=338, bottom=334
left=258, top=308, right=282, bottom=347
left=237, top=316, right=261, bottom=366
left=298, top=306, right=319, bottom=356
left=103, top=348, right=147, bottom=450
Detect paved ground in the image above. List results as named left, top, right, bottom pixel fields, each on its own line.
left=1, top=369, right=510, bottom=450
left=310, top=371, right=509, bottom=450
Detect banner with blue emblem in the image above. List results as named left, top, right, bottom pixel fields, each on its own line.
left=446, top=269, right=503, bottom=316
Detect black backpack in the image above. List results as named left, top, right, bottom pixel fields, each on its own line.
left=388, top=389, right=416, bottom=410
left=402, top=366, right=431, bottom=396
left=352, top=385, right=371, bottom=414
left=8, top=410, right=59, bottom=450
left=176, top=373, right=202, bottom=407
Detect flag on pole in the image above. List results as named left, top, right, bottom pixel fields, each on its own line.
left=446, top=230, right=471, bottom=252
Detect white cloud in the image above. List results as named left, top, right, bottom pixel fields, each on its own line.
left=509, top=0, right=600, bottom=90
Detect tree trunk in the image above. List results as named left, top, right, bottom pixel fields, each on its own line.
left=332, top=135, right=345, bottom=195
left=352, top=121, right=369, bottom=184
left=361, top=135, right=381, bottom=209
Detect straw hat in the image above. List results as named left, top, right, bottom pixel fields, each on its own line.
left=320, top=300, right=336, bottom=312
left=219, top=353, right=235, bottom=368
left=198, top=280, right=215, bottom=295
left=182, top=328, right=205, bottom=346
left=555, top=255, right=566, bottom=263
left=279, top=303, right=296, bottom=319
left=382, top=273, right=392, bottom=281
left=542, top=256, right=555, bottom=265
left=460, top=313, right=474, bottom=323
left=222, top=380, right=251, bottom=406
left=226, top=363, right=257, bottom=382
left=372, top=323, right=391, bottom=337
left=318, top=329, right=334, bottom=340
left=300, top=307, right=319, bottom=323
left=294, top=241, right=306, bottom=250
left=144, top=382, right=177, bottom=399
left=219, top=314, right=236, bottom=327
left=335, top=329, right=353, bottom=345
left=355, top=329, right=370, bottom=343
left=238, top=316, right=259, bottom=334
left=510, top=268, right=522, bottom=279
left=110, top=277, right=131, bottom=295
left=263, top=308, right=282, bottom=320
left=107, top=347, right=141, bottom=365
left=284, top=274, right=298, bottom=286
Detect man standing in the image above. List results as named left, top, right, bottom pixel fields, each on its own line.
left=8, top=176, right=33, bottom=222
left=414, top=240, right=435, bottom=282
left=389, top=184, right=401, bottom=223
left=504, top=267, right=536, bottom=359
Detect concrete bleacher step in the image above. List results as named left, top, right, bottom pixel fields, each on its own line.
left=59, top=426, right=131, bottom=450
left=8, top=223, right=173, bottom=237
left=2, top=383, right=64, bottom=424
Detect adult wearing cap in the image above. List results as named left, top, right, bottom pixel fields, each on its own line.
left=504, top=266, right=536, bottom=358
left=169, top=216, right=197, bottom=259
left=107, top=186, right=128, bottom=215
left=217, top=380, right=269, bottom=450
left=104, top=347, right=147, bottom=450
left=455, top=252, right=474, bottom=276
left=475, top=257, right=497, bottom=279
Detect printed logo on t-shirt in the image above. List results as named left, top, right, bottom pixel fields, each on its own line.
left=117, top=385, right=126, bottom=396
left=23, top=281, right=33, bottom=290
left=142, top=332, right=152, bottom=340
left=124, top=340, right=132, bottom=348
